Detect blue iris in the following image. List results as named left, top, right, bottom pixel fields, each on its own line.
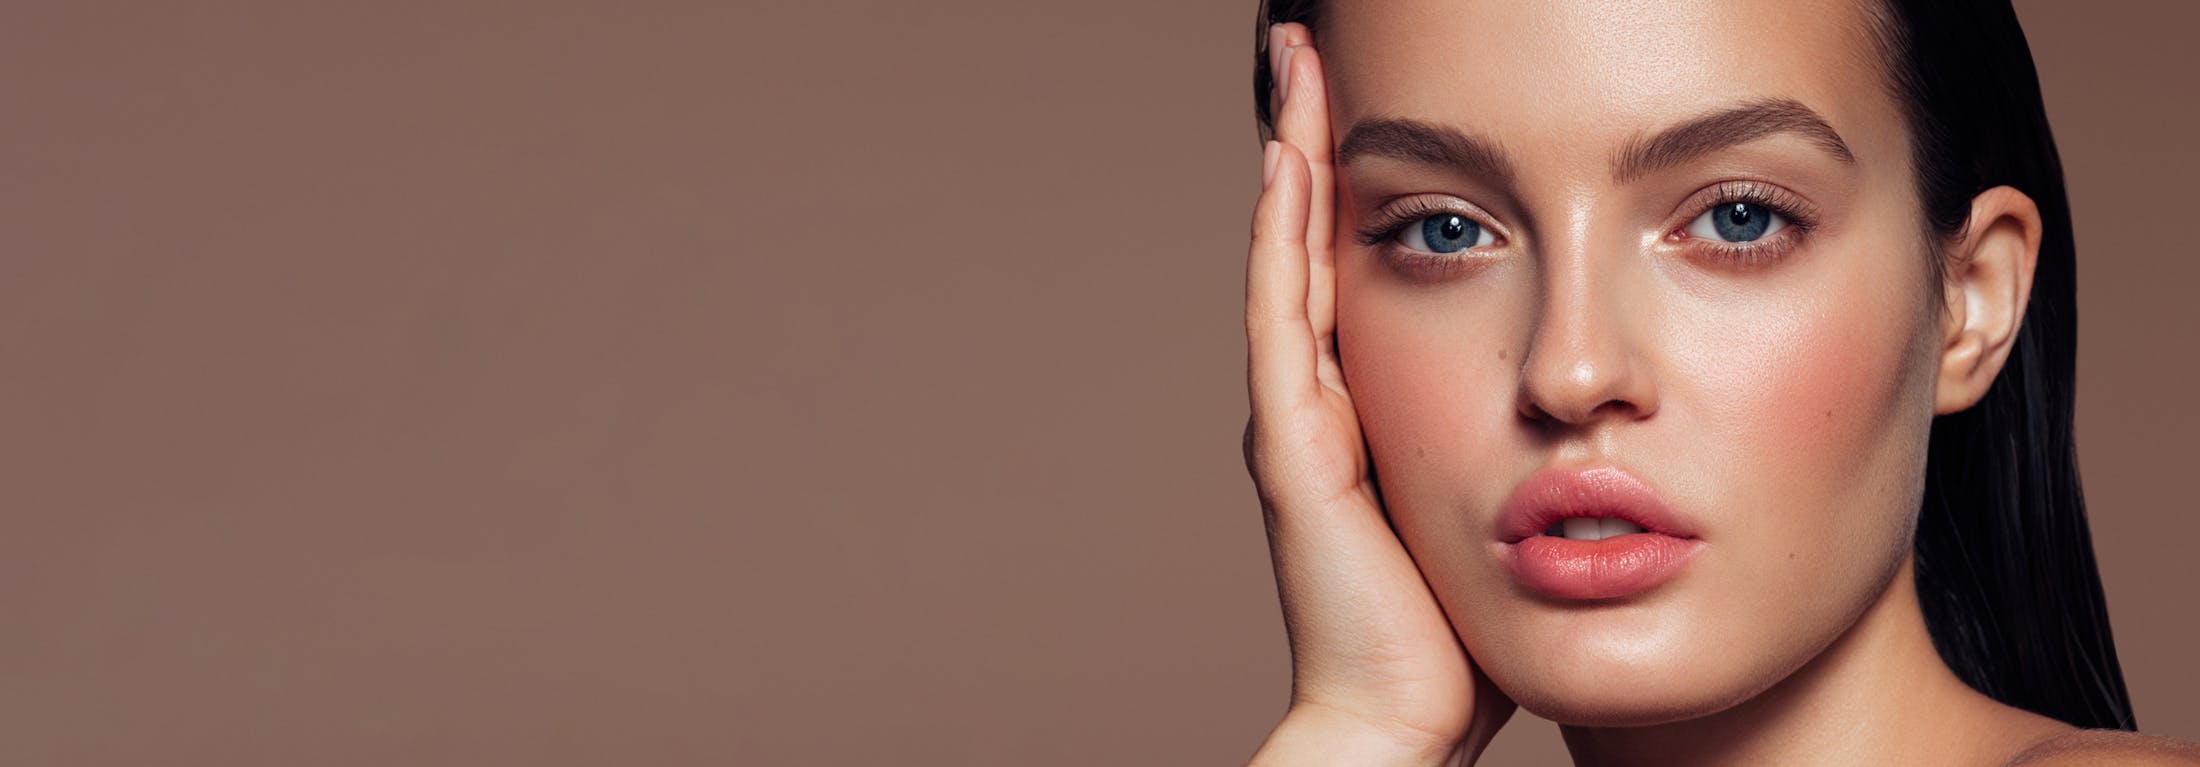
left=1710, top=202, right=1773, bottom=242
left=1420, top=214, right=1481, bottom=253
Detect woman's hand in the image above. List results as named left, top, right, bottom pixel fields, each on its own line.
left=1243, top=24, right=1513, bottom=767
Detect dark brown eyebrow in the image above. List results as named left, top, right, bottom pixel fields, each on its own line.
left=1336, top=117, right=1517, bottom=186
left=1339, top=100, right=1852, bottom=187
left=1613, top=98, right=1855, bottom=182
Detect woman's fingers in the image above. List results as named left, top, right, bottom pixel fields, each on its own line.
left=1273, top=24, right=1332, bottom=259
left=1248, top=138, right=1319, bottom=410
left=1269, top=25, right=1344, bottom=391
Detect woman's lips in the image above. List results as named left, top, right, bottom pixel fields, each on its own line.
left=1505, top=534, right=1701, bottom=601
left=1495, top=465, right=1705, bottom=601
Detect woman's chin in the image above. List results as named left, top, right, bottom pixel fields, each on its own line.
left=1486, top=652, right=1776, bottom=729
left=1515, top=690, right=1740, bottom=729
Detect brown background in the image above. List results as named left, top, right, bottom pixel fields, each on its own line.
left=0, top=2, right=2192, bottom=764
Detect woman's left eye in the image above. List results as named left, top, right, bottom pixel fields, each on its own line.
left=1687, top=202, right=1788, bottom=243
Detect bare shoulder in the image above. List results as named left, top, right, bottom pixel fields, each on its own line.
left=2008, top=729, right=2200, bottom=766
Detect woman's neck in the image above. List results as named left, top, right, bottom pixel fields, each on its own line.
left=1555, top=559, right=2072, bottom=767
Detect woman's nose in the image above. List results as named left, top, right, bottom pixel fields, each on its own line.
left=1515, top=250, right=1659, bottom=428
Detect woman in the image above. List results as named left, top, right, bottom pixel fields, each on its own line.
left=1239, top=0, right=2200, bottom=764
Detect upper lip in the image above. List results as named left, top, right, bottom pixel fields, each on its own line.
left=1495, top=464, right=1699, bottom=544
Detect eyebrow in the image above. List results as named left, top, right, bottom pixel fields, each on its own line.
left=1613, top=98, right=1855, bottom=181
left=1336, top=117, right=1517, bottom=186
left=1336, top=98, right=1854, bottom=185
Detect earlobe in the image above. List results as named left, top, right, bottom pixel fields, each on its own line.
left=1934, top=186, right=2042, bottom=415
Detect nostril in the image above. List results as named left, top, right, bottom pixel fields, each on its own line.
left=1516, top=349, right=1656, bottom=427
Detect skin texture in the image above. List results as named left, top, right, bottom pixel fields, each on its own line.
left=1240, top=2, right=2200, bottom=765
left=1326, top=0, right=1937, bottom=728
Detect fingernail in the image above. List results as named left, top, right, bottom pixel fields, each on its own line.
left=1262, top=140, right=1281, bottom=188
left=1278, top=45, right=1298, bottom=104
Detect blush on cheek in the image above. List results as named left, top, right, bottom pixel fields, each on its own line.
left=1781, top=300, right=1929, bottom=479
left=1338, top=311, right=1470, bottom=476
left=1336, top=283, right=1525, bottom=524
left=1673, top=276, right=1937, bottom=581
left=1768, top=319, right=1906, bottom=456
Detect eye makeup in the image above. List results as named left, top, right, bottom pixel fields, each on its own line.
left=1664, top=180, right=1823, bottom=267
left=1353, top=193, right=1507, bottom=281
left=1352, top=177, right=1828, bottom=281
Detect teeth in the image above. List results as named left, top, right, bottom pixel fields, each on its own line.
left=1547, top=517, right=1647, bottom=541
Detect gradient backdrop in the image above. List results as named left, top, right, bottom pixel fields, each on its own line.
left=2, top=1, right=2193, bottom=764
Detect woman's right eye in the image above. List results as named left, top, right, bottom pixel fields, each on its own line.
left=1397, top=213, right=1494, bottom=254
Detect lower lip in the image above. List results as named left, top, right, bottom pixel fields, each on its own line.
left=1502, top=534, right=1703, bottom=600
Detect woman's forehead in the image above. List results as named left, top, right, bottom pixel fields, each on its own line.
left=1316, top=0, right=1904, bottom=166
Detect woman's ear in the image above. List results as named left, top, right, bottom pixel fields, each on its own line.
left=1934, top=185, right=2042, bottom=414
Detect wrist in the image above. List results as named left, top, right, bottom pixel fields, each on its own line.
left=1247, top=704, right=1464, bottom=767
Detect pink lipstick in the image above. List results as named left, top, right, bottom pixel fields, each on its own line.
left=1495, top=465, right=1704, bottom=601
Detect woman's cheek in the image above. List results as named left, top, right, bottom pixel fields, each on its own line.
left=1662, top=266, right=1935, bottom=609
left=1338, top=272, right=1531, bottom=546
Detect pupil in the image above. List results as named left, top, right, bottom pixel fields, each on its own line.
left=1440, top=216, right=1466, bottom=239
left=1724, top=204, right=1753, bottom=226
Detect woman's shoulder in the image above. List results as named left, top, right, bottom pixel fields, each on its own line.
left=2007, top=729, right=2200, bottom=766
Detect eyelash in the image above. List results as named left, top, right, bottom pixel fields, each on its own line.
left=1668, top=180, right=1821, bottom=266
left=1354, top=195, right=1500, bottom=278
left=1352, top=181, right=1822, bottom=275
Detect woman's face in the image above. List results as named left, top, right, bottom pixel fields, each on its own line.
left=1326, top=0, right=1946, bottom=725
